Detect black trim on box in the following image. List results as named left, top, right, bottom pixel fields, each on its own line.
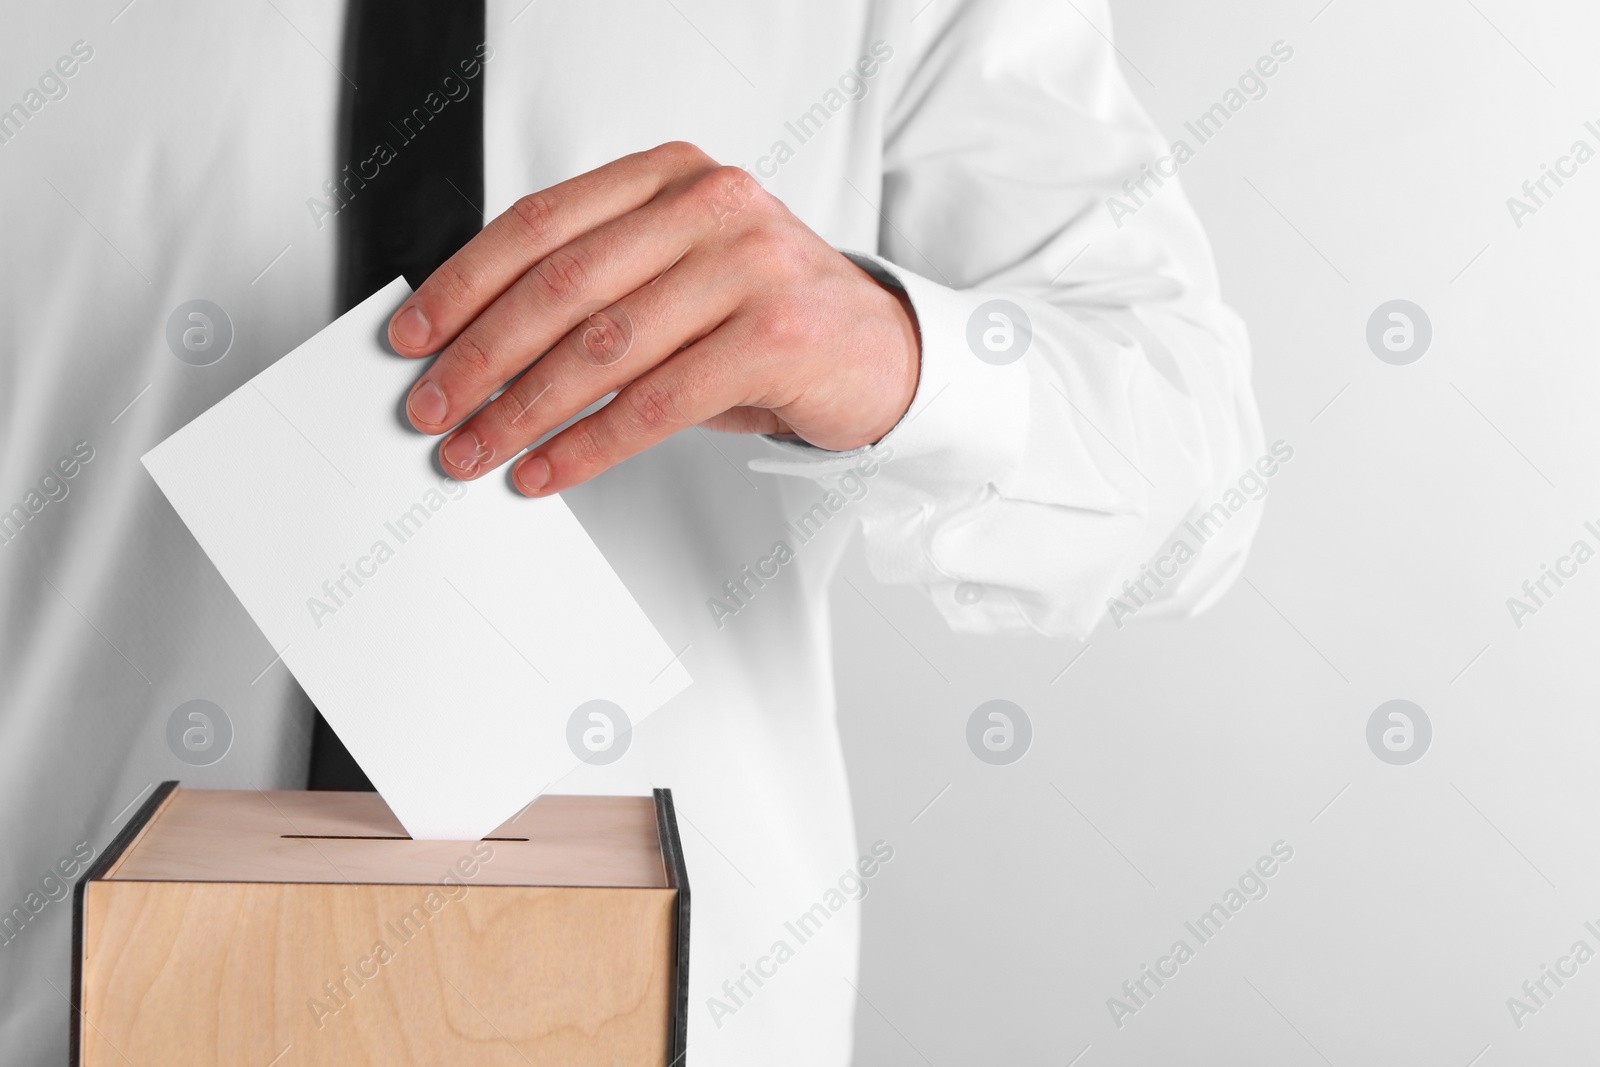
left=653, top=787, right=690, bottom=1067
left=70, top=780, right=179, bottom=1066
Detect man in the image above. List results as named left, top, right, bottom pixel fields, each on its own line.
left=0, top=1, right=1261, bottom=1063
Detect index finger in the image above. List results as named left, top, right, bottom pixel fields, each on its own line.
left=387, top=141, right=715, bottom=357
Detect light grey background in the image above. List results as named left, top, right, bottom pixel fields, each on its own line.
left=840, top=1, right=1600, bottom=1063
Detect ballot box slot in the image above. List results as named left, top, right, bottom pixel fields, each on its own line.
left=279, top=834, right=529, bottom=841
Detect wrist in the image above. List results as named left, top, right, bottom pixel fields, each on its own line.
left=866, top=275, right=922, bottom=444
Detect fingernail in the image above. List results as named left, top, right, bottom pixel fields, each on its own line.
left=392, top=304, right=430, bottom=348
left=408, top=378, right=447, bottom=427
left=443, top=431, right=490, bottom=474
left=516, top=456, right=551, bottom=494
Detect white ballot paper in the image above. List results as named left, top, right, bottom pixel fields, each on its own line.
left=144, top=278, right=691, bottom=839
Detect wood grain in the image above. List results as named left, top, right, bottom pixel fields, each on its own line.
left=81, top=880, right=677, bottom=1066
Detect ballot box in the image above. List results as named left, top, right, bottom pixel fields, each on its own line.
left=71, top=783, right=690, bottom=1066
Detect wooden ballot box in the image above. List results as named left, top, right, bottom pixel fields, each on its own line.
left=71, top=783, right=690, bottom=1066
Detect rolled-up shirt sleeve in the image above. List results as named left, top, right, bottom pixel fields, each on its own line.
left=749, top=0, right=1266, bottom=638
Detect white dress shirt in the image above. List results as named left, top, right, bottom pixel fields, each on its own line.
left=0, top=1, right=1260, bottom=1063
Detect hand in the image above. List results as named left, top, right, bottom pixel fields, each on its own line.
left=388, top=141, right=921, bottom=496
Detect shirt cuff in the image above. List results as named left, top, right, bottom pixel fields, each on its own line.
left=747, top=251, right=1031, bottom=499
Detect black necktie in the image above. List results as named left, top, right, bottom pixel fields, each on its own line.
left=311, top=0, right=486, bottom=791
left=337, top=0, right=486, bottom=309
